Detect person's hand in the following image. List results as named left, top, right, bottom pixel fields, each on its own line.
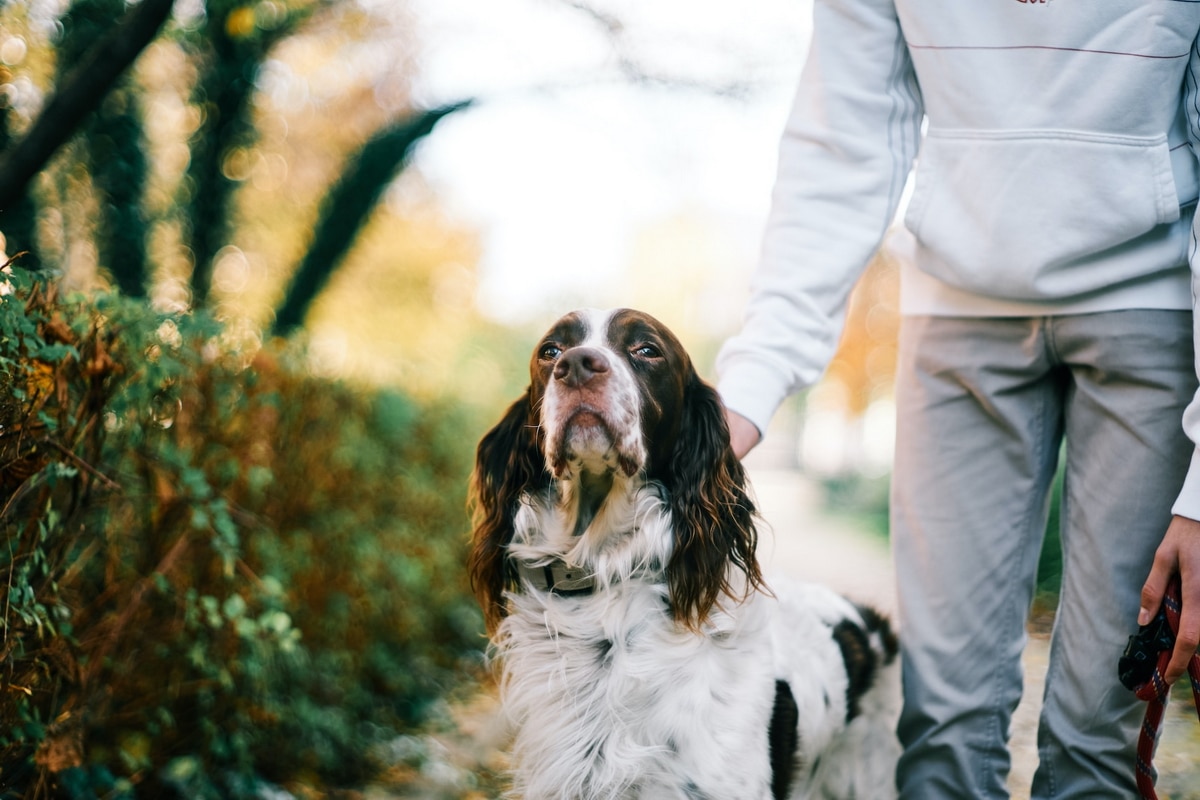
left=1139, top=514, right=1200, bottom=683
left=725, top=409, right=761, bottom=460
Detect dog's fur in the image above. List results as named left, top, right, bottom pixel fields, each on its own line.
left=469, top=308, right=900, bottom=799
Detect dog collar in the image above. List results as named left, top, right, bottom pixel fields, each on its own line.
left=512, top=559, right=596, bottom=597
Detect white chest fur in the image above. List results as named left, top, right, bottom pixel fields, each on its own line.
left=496, top=577, right=778, bottom=800
left=494, top=485, right=775, bottom=800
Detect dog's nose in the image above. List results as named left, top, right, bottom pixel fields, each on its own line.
left=553, top=347, right=610, bottom=388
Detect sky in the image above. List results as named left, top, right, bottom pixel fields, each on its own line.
left=405, top=0, right=815, bottom=327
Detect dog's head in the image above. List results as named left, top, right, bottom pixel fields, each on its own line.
left=469, top=308, right=760, bottom=632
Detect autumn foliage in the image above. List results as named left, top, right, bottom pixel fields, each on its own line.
left=0, top=269, right=484, bottom=797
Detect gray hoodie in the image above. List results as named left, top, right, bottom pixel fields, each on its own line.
left=717, top=0, right=1200, bottom=517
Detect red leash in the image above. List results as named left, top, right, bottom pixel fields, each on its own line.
left=1128, top=578, right=1200, bottom=799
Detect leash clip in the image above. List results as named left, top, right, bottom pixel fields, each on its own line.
left=1118, top=604, right=1176, bottom=692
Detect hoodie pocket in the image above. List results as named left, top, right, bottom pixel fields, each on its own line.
left=902, top=129, right=1181, bottom=300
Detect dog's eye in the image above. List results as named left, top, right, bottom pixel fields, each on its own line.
left=631, top=344, right=662, bottom=359
left=539, top=343, right=563, bottom=361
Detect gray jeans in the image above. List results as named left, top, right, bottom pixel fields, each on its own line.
left=891, top=311, right=1196, bottom=799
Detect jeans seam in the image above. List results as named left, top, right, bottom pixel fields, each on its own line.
left=977, top=318, right=1058, bottom=797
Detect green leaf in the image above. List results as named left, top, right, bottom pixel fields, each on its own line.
left=271, top=101, right=472, bottom=336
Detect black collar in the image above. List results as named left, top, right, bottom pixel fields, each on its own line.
left=511, top=559, right=596, bottom=597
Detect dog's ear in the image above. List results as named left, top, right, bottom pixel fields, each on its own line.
left=468, top=387, right=548, bottom=633
left=664, top=373, right=762, bottom=629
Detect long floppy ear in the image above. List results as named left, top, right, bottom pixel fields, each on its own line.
left=664, top=373, right=763, bottom=629
left=468, top=388, right=549, bottom=633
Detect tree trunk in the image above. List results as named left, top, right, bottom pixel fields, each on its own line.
left=0, top=0, right=175, bottom=214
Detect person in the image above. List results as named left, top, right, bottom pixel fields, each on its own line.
left=715, top=4, right=1200, bottom=798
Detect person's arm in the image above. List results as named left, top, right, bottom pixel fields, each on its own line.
left=1138, top=29, right=1200, bottom=684
left=725, top=408, right=761, bottom=461
left=716, top=0, right=924, bottom=446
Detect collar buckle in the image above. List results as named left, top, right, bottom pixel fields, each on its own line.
left=512, top=559, right=596, bottom=596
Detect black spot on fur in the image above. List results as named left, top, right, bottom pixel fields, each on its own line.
left=595, top=638, right=614, bottom=664
left=832, top=603, right=897, bottom=722
left=683, top=780, right=710, bottom=799
left=832, top=620, right=872, bottom=722
left=768, top=679, right=799, bottom=800
left=857, top=603, right=900, bottom=662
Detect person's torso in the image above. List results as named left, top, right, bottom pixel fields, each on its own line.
left=894, top=0, right=1200, bottom=311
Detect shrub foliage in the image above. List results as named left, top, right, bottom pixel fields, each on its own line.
left=0, top=267, right=484, bottom=797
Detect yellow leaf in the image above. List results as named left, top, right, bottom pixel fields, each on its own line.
left=225, top=7, right=257, bottom=39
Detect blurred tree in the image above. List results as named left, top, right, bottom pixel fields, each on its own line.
left=299, top=184, right=520, bottom=403
left=0, top=0, right=174, bottom=211
left=0, top=88, right=40, bottom=270
left=180, top=0, right=329, bottom=304
left=271, top=101, right=470, bottom=337
left=0, top=0, right=475, bottom=344
left=58, top=0, right=152, bottom=296
left=554, top=0, right=754, bottom=97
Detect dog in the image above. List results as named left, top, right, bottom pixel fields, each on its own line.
left=469, top=308, right=900, bottom=799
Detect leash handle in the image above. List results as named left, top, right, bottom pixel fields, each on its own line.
left=1127, top=577, right=1200, bottom=799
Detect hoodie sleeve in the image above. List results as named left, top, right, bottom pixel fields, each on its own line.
left=715, top=0, right=923, bottom=435
left=1174, top=31, right=1200, bottom=521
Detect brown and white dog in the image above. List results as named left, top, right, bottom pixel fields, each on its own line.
left=469, top=308, right=900, bottom=800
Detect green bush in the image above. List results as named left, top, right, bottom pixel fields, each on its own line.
left=1034, top=462, right=1065, bottom=610
left=0, top=270, right=485, bottom=797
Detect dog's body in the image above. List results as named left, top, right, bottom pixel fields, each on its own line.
left=470, top=308, right=900, bottom=799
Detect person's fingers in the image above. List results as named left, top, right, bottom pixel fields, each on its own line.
left=1165, top=605, right=1199, bottom=684
left=1165, top=561, right=1200, bottom=683
left=1139, top=549, right=1174, bottom=627
left=1157, top=516, right=1200, bottom=682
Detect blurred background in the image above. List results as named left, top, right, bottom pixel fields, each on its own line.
left=1, top=0, right=903, bottom=474
left=9, top=1, right=1185, bottom=799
